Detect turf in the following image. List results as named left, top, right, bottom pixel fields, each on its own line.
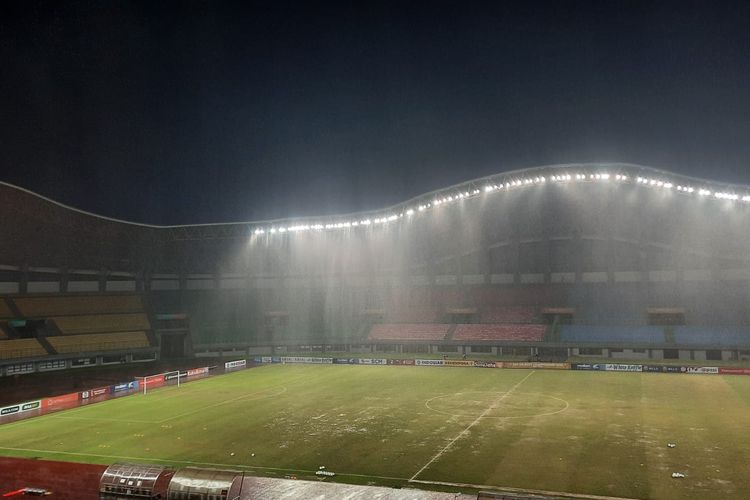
left=1, top=364, right=749, bottom=499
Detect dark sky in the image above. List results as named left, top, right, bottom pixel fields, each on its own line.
left=2, top=1, right=750, bottom=225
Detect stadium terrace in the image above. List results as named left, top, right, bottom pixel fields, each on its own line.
left=1, top=163, right=750, bottom=499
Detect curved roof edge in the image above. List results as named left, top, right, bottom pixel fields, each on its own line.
left=2, top=163, right=749, bottom=230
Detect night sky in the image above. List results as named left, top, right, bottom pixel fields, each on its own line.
left=2, top=1, right=750, bottom=225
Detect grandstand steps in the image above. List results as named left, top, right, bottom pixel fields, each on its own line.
left=445, top=324, right=458, bottom=341
left=34, top=331, right=57, bottom=356
left=3, top=298, right=23, bottom=320
left=664, top=326, right=675, bottom=344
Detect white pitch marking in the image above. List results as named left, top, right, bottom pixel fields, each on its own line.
left=409, top=370, right=536, bottom=481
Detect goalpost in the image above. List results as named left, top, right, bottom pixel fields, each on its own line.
left=136, top=370, right=182, bottom=395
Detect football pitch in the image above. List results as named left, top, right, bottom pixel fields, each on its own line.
left=1, top=364, right=750, bottom=499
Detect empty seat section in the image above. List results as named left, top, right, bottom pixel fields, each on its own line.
left=454, top=324, right=546, bottom=342
left=369, top=324, right=450, bottom=341
left=14, top=295, right=143, bottom=317
left=672, top=327, right=750, bottom=346
left=52, top=313, right=150, bottom=334
left=481, top=306, right=538, bottom=323
left=0, top=338, right=48, bottom=359
left=559, top=325, right=662, bottom=343
left=47, top=331, right=151, bottom=354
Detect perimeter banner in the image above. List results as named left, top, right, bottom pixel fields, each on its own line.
left=719, top=367, right=750, bottom=375
left=499, top=361, right=570, bottom=370
left=603, top=364, right=642, bottom=372
left=387, top=359, right=415, bottom=365
left=444, top=360, right=475, bottom=367
left=474, top=361, right=496, bottom=368
left=0, top=400, right=40, bottom=416
left=571, top=363, right=605, bottom=371
left=681, top=366, right=719, bottom=374
left=279, top=356, right=333, bottom=364
left=358, top=358, right=388, bottom=365
left=42, top=392, right=79, bottom=408
left=416, top=359, right=444, bottom=366
left=187, top=367, right=209, bottom=377
left=225, top=359, right=247, bottom=371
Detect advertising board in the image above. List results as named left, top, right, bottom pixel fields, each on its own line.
left=681, top=366, right=719, bottom=374
left=444, top=360, right=475, bottom=367
left=502, top=361, right=571, bottom=370
left=225, top=359, right=247, bottom=371
left=416, top=359, right=444, bottom=366
left=604, top=364, right=643, bottom=372
left=358, top=358, right=388, bottom=365
left=42, top=392, right=79, bottom=408
left=0, top=400, right=41, bottom=416
left=571, top=363, right=605, bottom=371
left=719, top=367, right=750, bottom=375
left=474, top=361, right=496, bottom=368
left=387, top=359, right=415, bottom=365
left=187, top=367, right=209, bottom=377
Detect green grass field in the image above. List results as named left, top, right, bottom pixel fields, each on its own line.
left=2, top=364, right=750, bottom=499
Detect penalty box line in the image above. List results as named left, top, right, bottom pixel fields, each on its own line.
left=409, top=370, right=536, bottom=482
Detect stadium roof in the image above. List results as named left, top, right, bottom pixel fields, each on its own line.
left=3, top=163, right=750, bottom=234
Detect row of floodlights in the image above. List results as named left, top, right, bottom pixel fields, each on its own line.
left=635, top=176, right=747, bottom=201
left=252, top=171, right=750, bottom=236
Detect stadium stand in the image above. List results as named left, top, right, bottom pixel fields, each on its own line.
left=480, top=306, right=538, bottom=323
left=51, top=313, right=150, bottom=334
left=14, top=295, right=144, bottom=317
left=369, top=323, right=450, bottom=341
left=559, top=325, right=664, bottom=344
left=453, top=324, right=546, bottom=342
left=0, top=299, right=13, bottom=319
left=672, top=326, right=750, bottom=346
left=386, top=306, right=440, bottom=323
left=0, top=338, right=48, bottom=359
left=46, top=331, right=151, bottom=354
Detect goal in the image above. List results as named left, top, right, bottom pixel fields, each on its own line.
left=136, top=370, right=183, bottom=395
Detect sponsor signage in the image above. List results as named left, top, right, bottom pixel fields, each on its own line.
left=187, top=367, right=209, bottom=377
left=43, top=392, right=79, bottom=408
left=387, top=359, right=415, bottom=365
left=719, top=367, right=750, bottom=375
left=642, top=365, right=663, bottom=373
left=261, top=356, right=273, bottom=364
left=416, top=359, right=444, bottom=366
left=474, top=361, right=496, bottom=368
left=1, top=405, right=19, bottom=416
left=681, top=366, right=719, bottom=374
left=279, top=357, right=333, bottom=364
left=604, top=364, right=643, bottom=372
left=1, top=400, right=41, bottom=416
left=500, top=362, right=571, bottom=370
left=444, top=360, right=475, bottom=367
left=642, top=365, right=682, bottom=373
left=358, top=358, right=388, bottom=365
left=572, top=363, right=604, bottom=371
left=333, top=358, right=353, bottom=364
left=91, top=387, right=109, bottom=397
left=21, top=401, right=40, bottom=411
left=225, top=359, right=247, bottom=370
left=112, top=381, right=139, bottom=393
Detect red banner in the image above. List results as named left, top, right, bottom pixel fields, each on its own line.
left=187, top=367, right=209, bottom=377
left=42, top=392, right=79, bottom=409
left=144, top=374, right=166, bottom=389
left=719, top=367, right=750, bottom=375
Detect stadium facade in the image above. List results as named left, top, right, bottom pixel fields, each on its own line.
left=1, top=163, right=750, bottom=375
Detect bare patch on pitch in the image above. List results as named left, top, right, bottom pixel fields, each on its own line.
left=425, top=391, right=569, bottom=419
